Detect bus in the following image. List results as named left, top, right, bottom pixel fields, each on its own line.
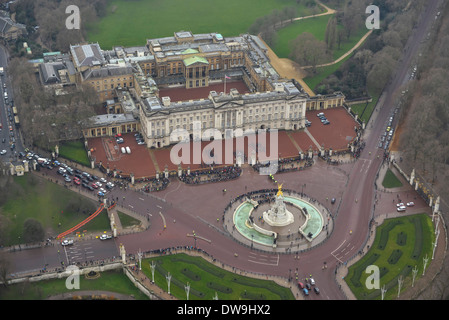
left=12, top=106, right=17, bottom=115
left=14, top=115, right=19, bottom=127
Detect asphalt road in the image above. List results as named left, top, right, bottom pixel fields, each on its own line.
left=0, top=44, right=26, bottom=164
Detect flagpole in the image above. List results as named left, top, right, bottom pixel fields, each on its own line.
left=224, top=75, right=227, bottom=94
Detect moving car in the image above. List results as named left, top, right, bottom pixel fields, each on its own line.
left=99, top=234, right=112, bottom=240
left=61, top=239, right=74, bottom=246
left=0, top=149, right=6, bottom=155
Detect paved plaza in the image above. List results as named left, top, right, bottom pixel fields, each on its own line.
left=87, top=106, right=359, bottom=179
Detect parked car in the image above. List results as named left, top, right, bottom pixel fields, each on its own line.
left=407, top=202, right=415, bottom=207
left=397, top=206, right=406, bottom=212
left=313, top=287, right=320, bottom=294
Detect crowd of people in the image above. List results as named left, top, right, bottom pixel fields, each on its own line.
left=142, top=177, right=170, bottom=193
left=252, top=157, right=314, bottom=174
left=179, top=166, right=242, bottom=185
left=352, top=140, right=366, bottom=159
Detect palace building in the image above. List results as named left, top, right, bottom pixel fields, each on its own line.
left=36, top=31, right=345, bottom=148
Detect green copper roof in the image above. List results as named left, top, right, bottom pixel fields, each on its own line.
left=183, top=56, right=209, bottom=67
left=181, top=48, right=199, bottom=55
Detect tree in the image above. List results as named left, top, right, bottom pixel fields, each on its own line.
left=0, top=252, right=11, bottom=287
left=366, top=47, right=397, bottom=94
left=23, top=218, right=45, bottom=243
left=325, top=16, right=337, bottom=50
left=289, top=32, right=330, bottom=73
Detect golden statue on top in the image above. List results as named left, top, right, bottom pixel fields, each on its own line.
left=276, top=183, right=283, bottom=197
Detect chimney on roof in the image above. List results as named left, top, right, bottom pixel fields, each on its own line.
left=275, top=83, right=284, bottom=93
left=162, top=96, right=171, bottom=106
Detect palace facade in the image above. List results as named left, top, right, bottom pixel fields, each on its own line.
left=36, top=31, right=345, bottom=148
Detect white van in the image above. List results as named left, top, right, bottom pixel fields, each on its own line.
left=121, top=147, right=126, bottom=154
left=126, top=146, right=131, bottom=154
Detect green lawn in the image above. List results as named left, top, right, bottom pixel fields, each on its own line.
left=117, top=211, right=141, bottom=228
left=0, top=174, right=110, bottom=246
left=382, top=168, right=403, bottom=189
left=273, top=16, right=368, bottom=61
left=142, top=253, right=295, bottom=300
left=58, top=140, right=90, bottom=167
left=273, top=14, right=333, bottom=59
left=350, top=90, right=380, bottom=124
left=87, top=0, right=310, bottom=49
left=345, top=214, right=435, bottom=300
left=303, top=54, right=351, bottom=92
left=331, top=26, right=368, bottom=61
left=0, top=269, right=148, bottom=300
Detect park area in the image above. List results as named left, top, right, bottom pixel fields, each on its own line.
left=142, top=253, right=295, bottom=300
left=0, top=269, right=148, bottom=300
left=345, top=214, right=435, bottom=300
left=0, top=174, right=110, bottom=246
left=87, top=0, right=319, bottom=49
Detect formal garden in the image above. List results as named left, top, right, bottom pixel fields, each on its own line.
left=142, top=253, right=295, bottom=300
left=345, top=214, right=435, bottom=300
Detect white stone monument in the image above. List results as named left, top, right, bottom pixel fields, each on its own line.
left=263, top=184, right=294, bottom=227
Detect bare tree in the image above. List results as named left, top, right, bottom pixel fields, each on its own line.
left=289, top=32, right=330, bottom=73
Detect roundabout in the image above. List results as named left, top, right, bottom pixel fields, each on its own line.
left=224, top=185, right=331, bottom=253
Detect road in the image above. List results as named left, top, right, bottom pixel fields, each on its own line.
left=2, top=0, right=444, bottom=299
left=0, top=44, right=26, bottom=164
